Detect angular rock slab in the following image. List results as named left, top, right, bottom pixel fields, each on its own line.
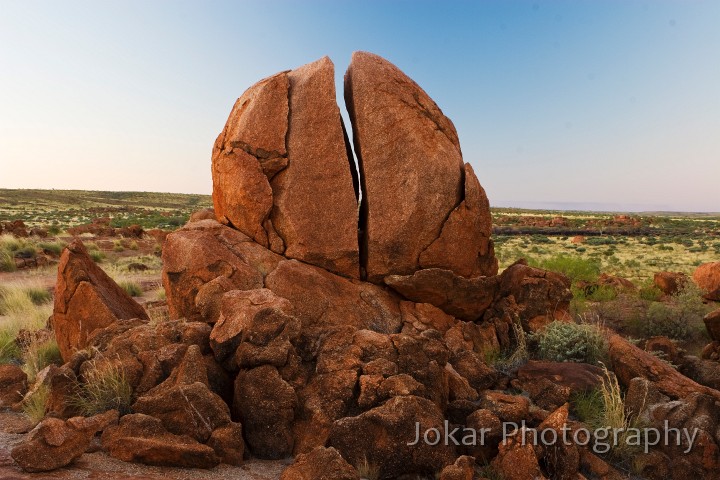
left=346, top=51, right=472, bottom=282
left=52, top=239, right=148, bottom=361
left=212, top=57, right=359, bottom=279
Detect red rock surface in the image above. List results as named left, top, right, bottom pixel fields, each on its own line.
left=693, top=262, right=720, bottom=301
left=212, top=57, right=359, bottom=279
left=51, top=239, right=148, bottom=361
left=345, top=51, right=475, bottom=282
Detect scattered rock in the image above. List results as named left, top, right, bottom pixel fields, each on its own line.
left=653, top=271, right=689, bottom=296
left=704, top=309, right=720, bottom=341
left=608, top=333, right=720, bottom=401
left=11, top=410, right=117, bottom=472
left=516, top=360, right=603, bottom=393
left=439, top=455, right=475, bottom=480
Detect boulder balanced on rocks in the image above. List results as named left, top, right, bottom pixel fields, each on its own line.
left=345, top=51, right=496, bottom=282
left=52, top=239, right=148, bottom=361
left=212, top=57, right=360, bottom=279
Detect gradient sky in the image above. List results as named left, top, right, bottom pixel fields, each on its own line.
left=1, top=1, right=718, bottom=212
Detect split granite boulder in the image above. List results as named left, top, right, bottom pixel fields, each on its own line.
left=212, top=57, right=360, bottom=279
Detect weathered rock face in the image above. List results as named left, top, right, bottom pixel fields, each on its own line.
left=694, top=262, right=720, bottom=301
left=328, top=395, right=455, bottom=479
left=385, top=268, right=498, bottom=321
left=345, top=51, right=495, bottom=282
left=52, top=239, right=148, bottom=361
left=212, top=57, right=360, bottom=279
left=484, top=259, right=572, bottom=332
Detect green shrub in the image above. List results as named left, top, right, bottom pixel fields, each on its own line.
left=639, top=283, right=663, bottom=302
left=119, top=281, right=143, bottom=297
left=128, top=241, right=139, bottom=250
left=113, top=240, right=125, bottom=252
left=642, top=283, right=708, bottom=339
left=534, top=321, right=607, bottom=364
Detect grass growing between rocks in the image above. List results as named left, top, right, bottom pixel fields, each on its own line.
left=22, top=337, right=62, bottom=382
left=71, top=360, right=133, bottom=416
left=355, top=456, right=380, bottom=480
left=22, top=383, right=49, bottom=424
left=119, top=280, right=143, bottom=297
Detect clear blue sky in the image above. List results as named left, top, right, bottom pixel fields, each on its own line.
left=1, top=1, right=718, bottom=212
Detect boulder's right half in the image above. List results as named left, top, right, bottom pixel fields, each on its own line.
left=345, top=51, right=495, bottom=282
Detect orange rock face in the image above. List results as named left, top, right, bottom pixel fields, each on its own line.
left=693, top=262, right=720, bottom=301
left=346, top=51, right=468, bottom=282
left=212, top=57, right=360, bottom=279
left=51, top=240, right=148, bottom=361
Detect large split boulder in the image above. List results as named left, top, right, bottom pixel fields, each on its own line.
left=52, top=239, right=148, bottom=361
left=212, top=57, right=360, bottom=279
left=345, top=51, right=495, bottom=282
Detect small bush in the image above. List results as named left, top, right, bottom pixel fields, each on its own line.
left=129, top=241, right=139, bottom=250
left=71, top=361, right=133, bottom=415
left=534, top=321, right=607, bottom=364
left=638, top=283, right=663, bottom=302
left=571, top=388, right=604, bottom=425
left=113, top=240, right=125, bottom=252
left=90, top=250, right=105, bottom=263
left=119, top=281, right=143, bottom=297
left=642, top=283, right=709, bottom=339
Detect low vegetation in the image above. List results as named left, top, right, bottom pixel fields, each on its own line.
left=533, top=320, right=607, bottom=364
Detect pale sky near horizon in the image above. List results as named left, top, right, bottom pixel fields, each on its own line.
left=1, top=1, right=718, bottom=212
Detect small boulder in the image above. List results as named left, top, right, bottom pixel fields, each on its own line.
left=11, top=410, right=118, bottom=472
left=0, top=364, right=27, bottom=407
left=703, top=308, right=720, bottom=341
left=653, top=271, right=689, bottom=296
left=233, top=364, right=297, bottom=459
left=439, top=455, right=475, bottom=480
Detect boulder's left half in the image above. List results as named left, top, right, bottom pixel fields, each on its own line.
left=212, top=56, right=360, bottom=279
left=52, top=239, right=149, bottom=361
